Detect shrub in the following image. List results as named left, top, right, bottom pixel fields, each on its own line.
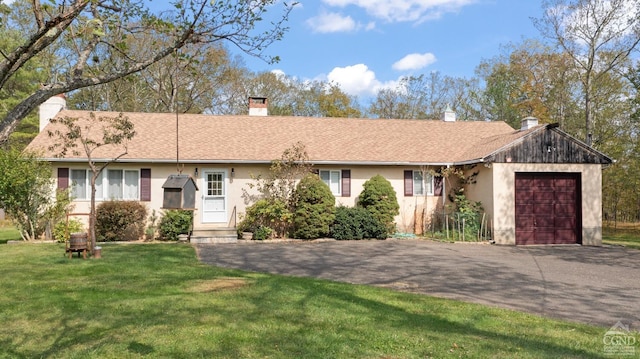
left=237, top=199, right=292, bottom=238
left=357, top=175, right=400, bottom=236
left=253, top=225, right=273, bottom=240
left=158, top=210, right=193, bottom=241
left=96, top=201, right=148, bottom=241
left=332, top=206, right=387, bottom=240
left=448, top=190, right=484, bottom=241
left=291, top=174, right=335, bottom=239
left=43, top=189, right=74, bottom=241
left=52, top=218, right=84, bottom=243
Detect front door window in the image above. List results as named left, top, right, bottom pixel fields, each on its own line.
left=202, top=171, right=226, bottom=223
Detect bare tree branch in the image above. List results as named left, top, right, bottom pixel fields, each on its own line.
left=0, top=0, right=296, bottom=145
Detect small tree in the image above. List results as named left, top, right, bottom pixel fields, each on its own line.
left=0, top=149, right=54, bottom=240
left=357, top=175, right=399, bottom=236
left=241, top=142, right=312, bottom=237
left=291, top=174, right=335, bottom=239
left=243, top=141, right=312, bottom=207
left=47, top=112, right=135, bottom=251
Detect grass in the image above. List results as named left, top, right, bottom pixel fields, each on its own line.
left=0, top=242, right=619, bottom=358
left=603, top=222, right=640, bottom=249
left=0, top=220, right=21, bottom=244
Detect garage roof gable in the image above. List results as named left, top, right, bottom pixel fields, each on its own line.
left=481, top=124, right=613, bottom=165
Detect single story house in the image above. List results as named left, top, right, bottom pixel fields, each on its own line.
left=26, top=96, right=612, bottom=245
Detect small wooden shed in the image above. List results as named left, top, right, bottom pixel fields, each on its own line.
left=162, top=175, right=198, bottom=210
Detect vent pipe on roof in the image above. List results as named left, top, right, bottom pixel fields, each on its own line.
left=520, top=116, right=539, bottom=131
left=39, top=94, right=66, bottom=132
left=249, top=97, right=268, bottom=116
left=442, top=104, right=456, bottom=122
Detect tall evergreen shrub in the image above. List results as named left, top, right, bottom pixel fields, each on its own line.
left=291, top=174, right=336, bottom=239
left=357, top=175, right=399, bottom=236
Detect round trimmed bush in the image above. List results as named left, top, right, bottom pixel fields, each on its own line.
left=357, top=175, right=399, bottom=236
left=96, top=201, right=148, bottom=241
left=291, top=174, right=336, bottom=239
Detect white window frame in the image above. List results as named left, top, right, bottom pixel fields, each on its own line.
left=413, top=170, right=434, bottom=196
left=69, top=169, right=140, bottom=200
left=319, top=170, right=341, bottom=196
left=70, top=169, right=88, bottom=200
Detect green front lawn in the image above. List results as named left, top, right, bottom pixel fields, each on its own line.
left=0, top=221, right=20, bottom=243
left=603, top=223, right=640, bottom=249
left=0, top=242, right=614, bottom=358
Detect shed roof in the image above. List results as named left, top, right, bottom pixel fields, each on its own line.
left=162, top=174, right=198, bottom=190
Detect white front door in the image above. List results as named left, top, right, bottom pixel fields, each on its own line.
left=202, top=170, right=227, bottom=223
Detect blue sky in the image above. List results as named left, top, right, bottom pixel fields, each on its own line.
left=239, top=0, right=545, bottom=99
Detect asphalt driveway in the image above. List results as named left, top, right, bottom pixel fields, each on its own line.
left=196, top=240, right=640, bottom=328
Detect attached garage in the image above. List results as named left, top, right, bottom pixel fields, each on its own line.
left=466, top=120, right=613, bottom=246
left=515, top=172, right=581, bottom=245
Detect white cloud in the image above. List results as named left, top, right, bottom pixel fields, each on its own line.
left=392, top=52, right=437, bottom=71
left=364, top=21, right=376, bottom=31
left=322, top=0, right=476, bottom=23
left=326, top=64, right=398, bottom=97
left=306, top=10, right=377, bottom=33
left=271, top=69, right=287, bottom=78
left=306, top=11, right=357, bottom=33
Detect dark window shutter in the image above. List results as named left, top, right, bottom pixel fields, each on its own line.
left=434, top=176, right=443, bottom=196
left=404, top=170, right=413, bottom=196
left=341, top=169, right=351, bottom=197
left=58, top=168, right=69, bottom=190
left=140, top=168, right=151, bottom=201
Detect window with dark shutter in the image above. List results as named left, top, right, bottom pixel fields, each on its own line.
left=434, top=176, right=443, bottom=196
left=58, top=168, right=69, bottom=190
left=140, top=168, right=151, bottom=201
left=341, top=169, right=351, bottom=197
left=404, top=170, right=413, bottom=196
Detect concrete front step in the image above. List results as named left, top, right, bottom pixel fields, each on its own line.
left=190, top=228, right=237, bottom=244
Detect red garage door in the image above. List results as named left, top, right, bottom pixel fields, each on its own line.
left=515, top=173, right=581, bottom=245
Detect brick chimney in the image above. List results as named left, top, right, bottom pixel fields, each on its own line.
left=520, top=116, right=539, bottom=131
left=248, top=97, right=268, bottom=116
left=39, top=94, right=66, bottom=131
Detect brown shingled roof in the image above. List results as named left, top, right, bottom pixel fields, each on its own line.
left=26, top=110, right=526, bottom=164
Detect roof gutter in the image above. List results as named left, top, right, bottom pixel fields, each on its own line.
left=39, top=158, right=457, bottom=167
